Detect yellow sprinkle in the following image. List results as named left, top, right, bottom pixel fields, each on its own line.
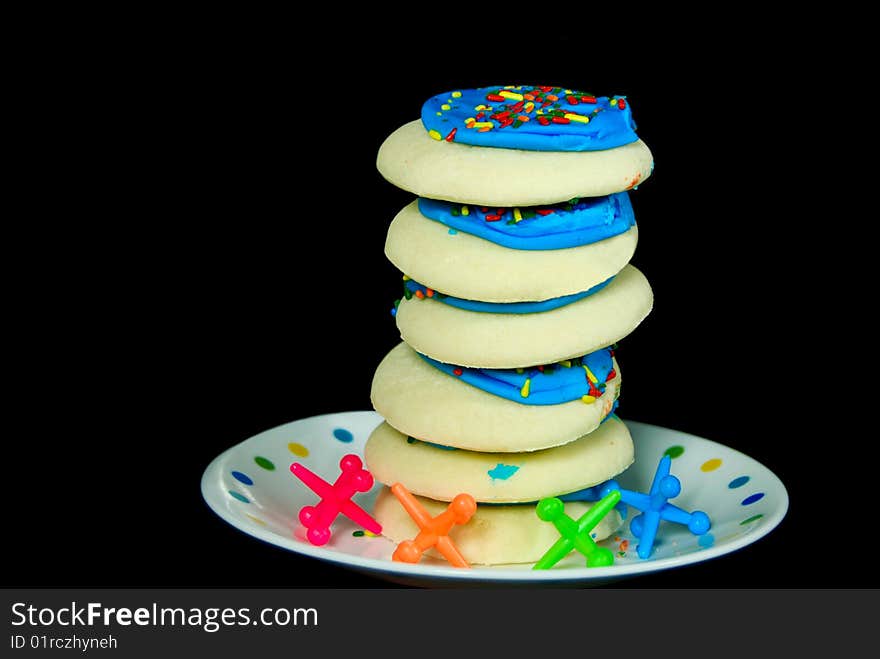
left=524, top=101, right=535, bottom=113
left=520, top=378, right=531, bottom=398
left=436, top=111, right=442, bottom=116
left=499, top=90, right=523, bottom=101
left=474, top=104, right=487, bottom=111
left=428, top=129, right=442, bottom=140
left=452, top=91, right=462, bottom=98
left=583, top=365, right=598, bottom=384
left=582, top=395, right=596, bottom=404
left=564, top=89, right=573, bottom=94
left=246, top=514, right=267, bottom=526
left=461, top=205, right=469, bottom=216
left=364, top=530, right=379, bottom=537
left=610, top=98, right=619, bottom=106
left=465, top=117, right=476, bottom=127
left=536, top=109, right=544, bottom=115
left=513, top=208, right=523, bottom=222
left=402, top=274, right=410, bottom=281
left=441, top=104, right=451, bottom=111
left=559, top=360, right=572, bottom=368
left=504, top=85, right=515, bottom=89
left=472, top=121, right=494, bottom=129
left=565, top=113, right=590, bottom=124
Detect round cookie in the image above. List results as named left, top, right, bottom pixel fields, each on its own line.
left=385, top=200, right=638, bottom=301
left=395, top=265, right=653, bottom=368
left=364, top=416, right=634, bottom=503
left=370, top=343, right=621, bottom=452
left=377, top=120, right=653, bottom=206
left=374, top=487, right=623, bottom=565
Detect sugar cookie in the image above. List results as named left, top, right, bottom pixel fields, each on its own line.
left=370, top=342, right=621, bottom=452
left=395, top=265, right=653, bottom=368
left=365, top=416, right=634, bottom=503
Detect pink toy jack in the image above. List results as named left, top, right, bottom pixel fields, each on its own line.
left=290, top=454, right=382, bottom=546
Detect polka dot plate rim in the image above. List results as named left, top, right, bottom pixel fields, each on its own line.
left=201, top=410, right=788, bottom=585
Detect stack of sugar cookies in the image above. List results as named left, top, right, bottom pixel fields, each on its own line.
left=366, top=85, right=654, bottom=565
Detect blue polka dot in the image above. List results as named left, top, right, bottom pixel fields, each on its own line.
left=741, top=492, right=765, bottom=506
left=228, top=491, right=249, bottom=503
left=231, top=471, right=253, bottom=486
left=728, top=476, right=750, bottom=489
left=333, top=428, right=353, bottom=443
left=698, top=533, right=715, bottom=548
left=448, top=229, right=458, bottom=235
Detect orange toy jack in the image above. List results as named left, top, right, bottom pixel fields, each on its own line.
left=390, top=483, right=476, bottom=568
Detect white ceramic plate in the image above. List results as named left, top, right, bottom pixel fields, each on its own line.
left=201, top=411, right=787, bottom=585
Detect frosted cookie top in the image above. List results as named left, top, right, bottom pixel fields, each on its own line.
left=418, top=192, right=636, bottom=251
left=421, top=85, right=638, bottom=151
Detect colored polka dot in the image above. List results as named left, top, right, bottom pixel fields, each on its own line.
left=246, top=514, right=266, bottom=526
left=448, top=229, right=458, bottom=235
left=698, top=533, right=715, bottom=548
left=288, top=442, right=309, bottom=457
left=664, top=445, right=685, bottom=459
left=254, top=456, right=275, bottom=471
left=728, top=475, right=750, bottom=489
left=352, top=530, right=365, bottom=537
left=741, top=492, right=765, bottom=506
left=228, top=490, right=249, bottom=503
left=231, top=471, right=253, bottom=485
left=740, top=514, right=764, bottom=525
left=333, top=428, right=353, bottom=443
left=700, top=458, right=722, bottom=472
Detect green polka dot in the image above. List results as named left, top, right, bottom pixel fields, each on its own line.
left=352, top=530, right=365, bottom=537
left=664, top=445, right=685, bottom=459
left=740, top=514, right=764, bottom=525
left=254, top=456, right=275, bottom=471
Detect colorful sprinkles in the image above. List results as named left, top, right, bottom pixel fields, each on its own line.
left=421, top=85, right=638, bottom=151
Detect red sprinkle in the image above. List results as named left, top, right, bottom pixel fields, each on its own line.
left=426, top=288, right=434, bottom=298
left=541, top=100, right=552, bottom=108
left=486, top=93, right=505, bottom=102
left=566, top=95, right=578, bottom=105
left=480, top=207, right=489, bottom=212
left=618, top=98, right=627, bottom=109
left=552, top=116, right=570, bottom=124
left=475, top=112, right=485, bottom=120
left=415, top=289, right=425, bottom=299
left=453, top=368, right=463, bottom=376
left=539, top=86, right=553, bottom=92
left=537, top=116, right=551, bottom=125
left=536, top=209, right=554, bottom=216
left=485, top=214, right=502, bottom=222
left=608, top=368, right=617, bottom=380
left=493, top=110, right=512, bottom=120
left=537, top=365, right=544, bottom=372
left=510, top=101, right=524, bottom=113
left=445, top=127, right=457, bottom=142
left=581, top=95, right=597, bottom=103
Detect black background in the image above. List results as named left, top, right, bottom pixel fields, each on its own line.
left=12, top=25, right=872, bottom=588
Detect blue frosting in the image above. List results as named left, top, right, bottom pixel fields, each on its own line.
left=402, top=276, right=612, bottom=314
left=419, top=348, right=616, bottom=406
left=418, top=194, right=635, bottom=251
left=421, top=85, right=638, bottom=151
